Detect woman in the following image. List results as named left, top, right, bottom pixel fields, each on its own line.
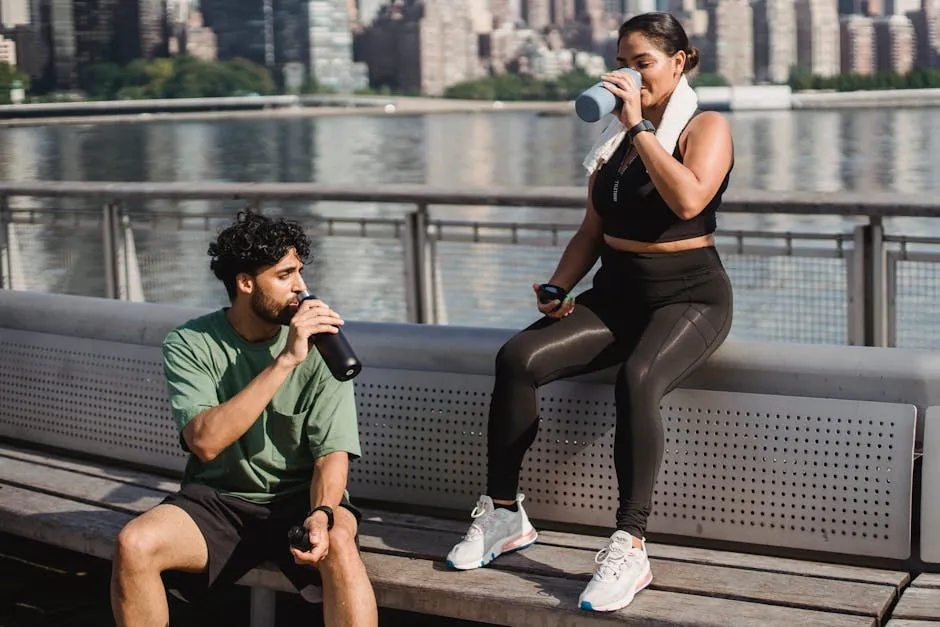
left=446, top=12, right=734, bottom=612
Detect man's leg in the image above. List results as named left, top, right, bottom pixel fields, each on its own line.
left=110, top=504, right=209, bottom=627
left=318, top=506, right=377, bottom=627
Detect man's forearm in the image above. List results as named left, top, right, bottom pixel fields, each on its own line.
left=185, top=355, right=296, bottom=461
left=309, top=451, right=350, bottom=510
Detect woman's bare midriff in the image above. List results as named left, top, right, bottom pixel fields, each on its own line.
left=604, top=233, right=715, bottom=254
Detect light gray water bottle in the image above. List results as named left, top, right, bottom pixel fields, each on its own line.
left=574, top=68, right=642, bottom=123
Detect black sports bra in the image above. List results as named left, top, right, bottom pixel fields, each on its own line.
left=591, top=114, right=731, bottom=243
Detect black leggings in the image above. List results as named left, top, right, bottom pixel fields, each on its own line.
left=486, top=245, right=733, bottom=538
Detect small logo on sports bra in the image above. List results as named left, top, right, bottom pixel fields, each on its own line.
left=612, top=179, right=619, bottom=203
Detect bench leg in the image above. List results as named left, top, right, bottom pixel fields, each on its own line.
left=250, top=587, right=276, bottom=627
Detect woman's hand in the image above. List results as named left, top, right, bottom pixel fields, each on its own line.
left=602, top=70, right=643, bottom=129
left=532, top=283, right=575, bottom=319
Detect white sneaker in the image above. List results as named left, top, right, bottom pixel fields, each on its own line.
left=578, top=531, right=653, bottom=612
left=446, top=494, right=538, bottom=570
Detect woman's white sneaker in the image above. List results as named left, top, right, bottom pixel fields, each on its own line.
left=578, top=531, right=653, bottom=612
left=446, top=493, right=538, bottom=570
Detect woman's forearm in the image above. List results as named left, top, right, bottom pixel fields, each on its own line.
left=548, top=230, right=603, bottom=291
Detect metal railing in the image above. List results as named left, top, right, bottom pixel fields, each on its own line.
left=2, top=181, right=940, bottom=348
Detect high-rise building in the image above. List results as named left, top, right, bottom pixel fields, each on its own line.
left=307, top=0, right=368, bottom=91
left=356, top=0, right=384, bottom=25
left=523, top=0, right=551, bottom=29
left=754, top=0, right=797, bottom=83
left=69, top=0, right=165, bottom=69
left=0, top=33, right=16, bottom=66
left=839, top=0, right=881, bottom=13
left=874, top=13, right=915, bottom=72
left=39, top=0, right=77, bottom=89
left=360, top=0, right=482, bottom=96
left=492, top=0, right=522, bottom=26
left=795, top=0, right=841, bottom=77
left=884, top=0, right=920, bottom=14
left=706, top=0, right=754, bottom=85
left=468, top=0, right=493, bottom=33
left=200, top=0, right=268, bottom=65
left=1, top=0, right=29, bottom=27
left=911, top=0, right=940, bottom=68
left=840, top=13, right=876, bottom=73
left=555, top=0, right=576, bottom=23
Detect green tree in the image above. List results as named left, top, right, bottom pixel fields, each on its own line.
left=689, top=72, right=729, bottom=87
left=0, top=63, right=30, bottom=104
left=787, top=65, right=815, bottom=91
left=78, top=63, right=125, bottom=99
left=225, top=58, right=276, bottom=95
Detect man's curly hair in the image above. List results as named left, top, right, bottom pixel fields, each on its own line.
left=208, top=209, right=311, bottom=300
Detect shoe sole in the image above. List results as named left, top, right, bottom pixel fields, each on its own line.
left=579, top=569, right=653, bottom=612
left=447, top=528, right=538, bottom=570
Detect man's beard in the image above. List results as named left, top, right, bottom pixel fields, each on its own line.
left=251, top=288, right=295, bottom=326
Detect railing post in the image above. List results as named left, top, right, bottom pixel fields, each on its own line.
left=869, top=217, right=887, bottom=347
left=849, top=218, right=887, bottom=347
left=403, top=204, right=431, bottom=324
left=0, top=196, right=9, bottom=290
left=102, top=202, right=120, bottom=299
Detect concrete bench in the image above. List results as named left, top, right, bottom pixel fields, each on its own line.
left=1, top=290, right=936, bottom=626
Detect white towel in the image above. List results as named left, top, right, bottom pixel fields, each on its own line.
left=581, top=74, right=699, bottom=177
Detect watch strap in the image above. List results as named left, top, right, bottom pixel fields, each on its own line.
left=627, top=119, right=655, bottom=139
left=306, top=505, right=335, bottom=530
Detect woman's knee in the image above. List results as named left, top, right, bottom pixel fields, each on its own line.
left=618, top=356, right=653, bottom=399
left=494, top=335, right=539, bottom=381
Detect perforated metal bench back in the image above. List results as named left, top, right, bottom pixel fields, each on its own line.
left=0, top=330, right=916, bottom=559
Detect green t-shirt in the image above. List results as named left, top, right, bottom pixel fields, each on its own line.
left=162, top=309, right=361, bottom=504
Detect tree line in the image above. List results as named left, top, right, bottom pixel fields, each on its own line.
left=788, top=67, right=940, bottom=91
left=5, top=58, right=940, bottom=103
left=77, top=56, right=276, bottom=100
left=442, top=69, right=730, bottom=101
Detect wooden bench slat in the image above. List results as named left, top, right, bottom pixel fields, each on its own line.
left=0, top=441, right=909, bottom=619
left=1, top=480, right=879, bottom=627
left=0, top=442, right=180, bottom=492
left=359, top=507, right=910, bottom=588
left=0, top=453, right=167, bottom=514
left=885, top=620, right=940, bottom=627
left=374, top=551, right=877, bottom=627
left=894, top=587, right=940, bottom=621
left=912, top=573, right=940, bottom=589
left=358, top=521, right=896, bottom=619
left=0, top=483, right=128, bottom=561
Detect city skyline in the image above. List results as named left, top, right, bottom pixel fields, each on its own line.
left=0, top=0, right=938, bottom=95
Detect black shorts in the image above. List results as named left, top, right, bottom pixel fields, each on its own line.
left=160, top=483, right=362, bottom=604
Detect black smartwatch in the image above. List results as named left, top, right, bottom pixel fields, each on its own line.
left=627, top=119, right=655, bottom=139
left=537, top=283, right=568, bottom=305
left=306, top=505, right=334, bottom=530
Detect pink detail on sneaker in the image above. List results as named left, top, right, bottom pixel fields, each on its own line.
left=501, top=528, right=537, bottom=552
left=634, top=569, right=653, bottom=593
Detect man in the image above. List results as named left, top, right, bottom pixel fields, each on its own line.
left=110, top=210, right=378, bottom=627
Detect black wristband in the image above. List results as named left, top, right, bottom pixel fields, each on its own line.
left=537, top=283, right=568, bottom=305
left=627, top=119, right=655, bottom=139
left=306, top=505, right=334, bottom=530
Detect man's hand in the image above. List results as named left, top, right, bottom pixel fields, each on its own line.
left=290, top=511, right=331, bottom=566
left=279, top=297, right=344, bottom=369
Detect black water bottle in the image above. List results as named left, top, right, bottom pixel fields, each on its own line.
left=287, top=524, right=313, bottom=552
left=297, top=290, right=362, bottom=381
